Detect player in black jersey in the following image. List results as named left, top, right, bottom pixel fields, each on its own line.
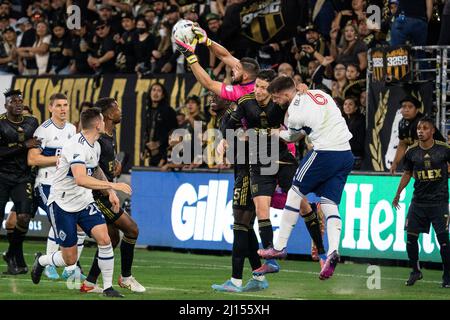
left=222, top=70, right=297, bottom=276
left=392, top=117, right=450, bottom=287
left=212, top=94, right=267, bottom=293
left=390, top=96, right=445, bottom=174
left=80, top=98, right=145, bottom=293
left=0, top=89, right=40, bottom=275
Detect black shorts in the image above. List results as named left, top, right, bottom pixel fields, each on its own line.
left=233, top=165, right=254, bottom=210
left=0, top=180, right=35, bottom=216
left=405, top=202, right=449, bottom=235
left=94, top=194, right=124, bottom=224
left=250, top=163, right=297, bottom=197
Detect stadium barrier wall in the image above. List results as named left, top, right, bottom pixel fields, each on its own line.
left=132, top=169, right=450, bottom=263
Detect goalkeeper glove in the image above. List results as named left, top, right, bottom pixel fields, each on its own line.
left=175, top=39, right=198, bottom=65
left=192, top=25, right=212, bottom=46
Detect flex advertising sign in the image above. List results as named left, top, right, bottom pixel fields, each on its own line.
left=132, top=170, right=449, bottom=262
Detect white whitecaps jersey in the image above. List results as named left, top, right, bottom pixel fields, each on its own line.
left=281, top=90, right=352, bottom=151
left=47, top=132, right=101, bottom=212
left=34, top=119, right=76, bottom=187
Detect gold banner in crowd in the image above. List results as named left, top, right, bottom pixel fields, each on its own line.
left=370, top=46, right=411, bottom=83
left=12, top=74, right=204, bottom=170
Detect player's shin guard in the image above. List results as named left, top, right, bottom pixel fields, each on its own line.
left=232, top=223, right=249, bottom=280
left=406, top=232, right=420, bottom=272
left=274, top=187, right=301, bottom=251
left=46, top=227, right=59, bottom=256
left=302, top=205, right=325, bottom=255
left=248, top=224, right=262, bottom=271
left=258, top=219, right=273, bottom=249
left=320, top=198, right=342, bottom=255
left=98, top=244, right=114, bottom=290
left=437, top=233, right=450, bottom=276
left=120, top=235, right=137, bottom=278
left=38, top=251, right=68, bottom=267
left=10, top=223, right=28, bottom=267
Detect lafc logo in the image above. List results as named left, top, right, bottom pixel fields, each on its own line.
left=417, top=169, right=442, bottom=180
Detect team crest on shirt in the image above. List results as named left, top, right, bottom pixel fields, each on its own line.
left=225, top=85, right=233, bottom=92
left=73, top=154, right=80, bottom=159
left=59, top=230, right=66, bottom=241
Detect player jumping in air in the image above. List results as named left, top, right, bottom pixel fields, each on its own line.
left=258, top=77, right=354, bottom=280
left=31, top=108, right=131, bottom=298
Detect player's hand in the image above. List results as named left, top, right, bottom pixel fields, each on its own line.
left=111, top=182, right=132, bottom=195
left=175, top=39, right=198, bottom=65
left=297, top=83, right=309, bottom=95
left=392, top=194, right=400, bottom=210
left=389, top=162, right=398, bottom=175
left=25, top=137, right=42, bottom=149
left=109, top=191, right=120, bottom=213
left=216, top=139, right=228, bottom=156
left=192, top=24, right=211, bottom=46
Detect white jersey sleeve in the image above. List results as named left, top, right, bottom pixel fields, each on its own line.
left=285, top=90, right=352, bottom=151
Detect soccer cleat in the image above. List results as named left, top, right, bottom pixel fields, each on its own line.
left=80, top=281, right=103, bottom=293
left=257, top=247, right=287, bottom=260
left=44, top=265, right=59, bottom=280
left=61, top=267, right=87, bottom=281
left=211, top=280, right=243, bottom=293
left=252, top=260, right=280, bottom=276
left=103, top=287, right=124, bottom=298
left=118, top=275, right=146, bottom=293
left=442, top=274, right=450, bottom=288
left=2, top=252, right=20, bottom=275
left=405, top=271, right=423, bottom=286
left=242, top=279, right=269, bottom=292
left=319, top=250, right=340, bottom=280
left=31, top=252, right=45, bottom=284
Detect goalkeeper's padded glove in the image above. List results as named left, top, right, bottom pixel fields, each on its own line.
left=192, top=25, right=211, bottom=46
left=175, top=39, right=198, bottom=65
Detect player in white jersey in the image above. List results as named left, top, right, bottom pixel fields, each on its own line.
left=31, top=108, right=132, bottom=298
left=258, top=76, right=354, bottom=280
left=27, top=93, right=86, bottom=281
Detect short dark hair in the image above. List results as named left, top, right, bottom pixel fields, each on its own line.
left=49, top=93, right=67, bottom=105
left=94, top=97, right=116, bottom=114
left=418, top=116, right=435, bottom=127
left=400, top=96, right=421, bottom=108
left=256, top=69, right=277, bottom=83
left=267, top=76, right=296, bottom=94
left=78, top=101, right=94, bottom=111
left=80, top=107, right=102, bottom=130
left=346, top=63, right=361, bottom=73
left=4, top=88, right=22, bottom=99
left=240, top=57, right=260, bottom=80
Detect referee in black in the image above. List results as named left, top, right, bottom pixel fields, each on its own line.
left=392, top=117, right=450, bottom=287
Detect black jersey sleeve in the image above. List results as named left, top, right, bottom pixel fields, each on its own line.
left=403, top=147, right=414, bottom=172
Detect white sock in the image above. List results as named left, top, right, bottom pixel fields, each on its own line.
left=230, top=277, right=242, bottom=287
left=274, top=187, right=302, bottom=251
left=39, top=251, right=68, bottom=267
left=252, top=275, right=265, bottom=281
left=46, top=227, right=59, bottom=256
left=76, top=231, right=86, bottom=261
left=98, top=244, right=114, bottom=290
left=320, top=198, right=342, bottom=256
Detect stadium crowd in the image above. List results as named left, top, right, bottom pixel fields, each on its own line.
left=0, top=0, right=448, bottom=170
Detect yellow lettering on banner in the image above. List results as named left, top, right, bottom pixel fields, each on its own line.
left=45, top=78, right=62, bottom=121
left=32, top=78, right=51, bottom=124
left=134, top=78, right=152, bottom=166
left=109, top=78, right=127, bottom=152
left=70, top=78, right=89, bottom=123
left=23, top=78, right=34, bottom=113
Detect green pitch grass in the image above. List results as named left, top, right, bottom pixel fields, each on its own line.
left=0, top=241, right=449, bottom=300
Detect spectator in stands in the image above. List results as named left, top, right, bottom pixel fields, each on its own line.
left=343, top=96, right=365, bottom=169
left=17, top=20, right=51, bottom=75
left=359, top=88, right=367, bottom=115
left=390, top=0, right=432, bottom=46
left=330, top=22, right=368, bottom=72
left=382, top=0, right=399, bottom=43
left=296, top=24, right=329, bottom=72
left=152, top=21, right=173, bottom=74
left=309, top=0, right=335, bottom=39
left=332, top=0, right=367, bottom=31
left=0, top=26, right=17, bottom=74
left=88, top=20, right=116, bottom=74
left=278, top=62, right=295, bottom=77
left=343, top=63, right=365, bottom=98
left=115, top=11, right=137, bottom=73
left=205, top=13, right=222, bottom=42
left=141, top=82, right=178, bottom=167
left=134, top=17, right=156, bottom=74
left=331, top=63, right=347, bottom=99
left=70, top=21, right=93, bottom=74
left=143, top=8, right=158, bottom=36
left=16, top=17, right=37, bottom=74
left=47, top=21, right=72, bottom=74
left=96, top=4, right=122, bottom=35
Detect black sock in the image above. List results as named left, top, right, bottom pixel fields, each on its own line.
left=407, top=233, right=420, bottom=272
left=10, top=226, right=28, bottom=267
left=302, top=209, right=325, bottom=255
left=5, top=228, right=14, bottom=258
left=437, top=233, right=450, bottom=277
left=247, top=226, right=262, bottom=271
left=232, top=224, right=248, bottom=280
left=258, top=219, right=273, bottom=249
left=86, top=249, right=101, bottom=284
left=120, top=236, right=137, bottom=278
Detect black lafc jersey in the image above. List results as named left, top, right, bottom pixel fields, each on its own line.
left=403, top=141, right=450, bottom=205
left=399, top=112, right=445, bottom=145
left=220, top=106, right=249, bottom=170
left=0, top=113, right=38, bottom=183
left=225, top=93, right=293, bottom=164
left=98, top=132, right=116, bottom=183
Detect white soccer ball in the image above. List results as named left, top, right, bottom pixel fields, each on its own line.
left=172, top=19, right=196, bottom=46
